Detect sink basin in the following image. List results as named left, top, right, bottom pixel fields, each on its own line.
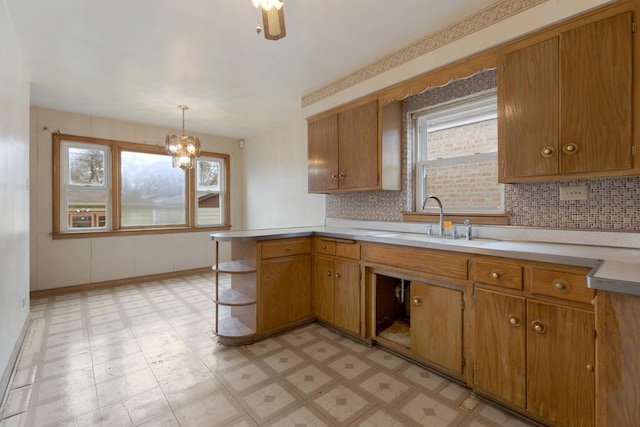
left=372, top=232, right=496, bottom=246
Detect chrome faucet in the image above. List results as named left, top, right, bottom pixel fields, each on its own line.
left=422, top=195, right=444, bottom=236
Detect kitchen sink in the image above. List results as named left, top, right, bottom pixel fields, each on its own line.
left=372, top=232, right=496, bottom=246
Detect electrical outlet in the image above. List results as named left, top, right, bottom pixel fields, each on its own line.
left=368, top=195, right=378, bottom=203
left=559, top=185, right=588, bottom=201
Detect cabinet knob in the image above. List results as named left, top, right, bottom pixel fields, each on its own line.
left=563, top=142, right=579, bottom=155
left=338, top=173, right=345, bottom=179
left=540, top=146, right=555, bottom=158
left=554, top=282, right=567, bottom=291
left=327, top=270, right=332, bottom=277
left=507, top=314, right=521, bottom=327
left=413, top=296, right=422, bottom=306
left=335, top=272, right=341, bottom=279
left=491, top=272, right=501, bottom=280
left=285, top=246, right=292, bottom=252
left=321, top=244, right=327, bottom=249
left=331, top=174, right=338, bottom=180
left=587, top=364, right=594, bottom=372
left=531, top=320, right=547, bottom=334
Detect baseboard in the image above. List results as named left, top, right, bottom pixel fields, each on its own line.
left=30, top=267, right=213, bottom=298
left=0, top=314, right=31, bottom=409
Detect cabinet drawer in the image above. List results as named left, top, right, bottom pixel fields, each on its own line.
left=261, top=239, right=311, bottom=260
left=475, top=261, right=523, bottom=290
left=336, top=243, right=360, bottom=260
left=363, top=244, right=468, bottom=280
left=530, top=269, right=593, bottom=304
left=314, top=238, right=336, bottom=256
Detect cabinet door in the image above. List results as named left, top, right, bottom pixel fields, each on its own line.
left=501, top=37, right=559, bottom=179
left=527, top=301, right=595, bottom=427
left=560, top=12, right=633, bottom=174
left=410, top=281, right=463, bottom=374
left=260, top=256, right=312, bottom=333
left=338, top=101, right=378, bottom=190
left=313, top=256, right=334, bottom=323
left=333, top=260, right=360, bottom=334
left=474, top=289, right=526, bottom=408
left=308, top=114, right=339, bottom=192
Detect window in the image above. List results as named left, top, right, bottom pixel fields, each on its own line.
left=53, top=134, right=230, bottom=237
left=415, top=91, right=503, bottom=214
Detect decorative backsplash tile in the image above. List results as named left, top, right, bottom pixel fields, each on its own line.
left=326, top=69, right=640, bottom=231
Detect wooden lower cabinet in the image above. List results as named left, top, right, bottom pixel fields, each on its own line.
left=313, top=255, right=360, bottom=334
left=474, top=289, right=526, bottom=408
left=411, top=281, right=464, bottom=375
left=474, top=288, right=595, bottom=426
left=527, top=300, right=595, bottom=427
left=259, top=255, right=312, bottom=333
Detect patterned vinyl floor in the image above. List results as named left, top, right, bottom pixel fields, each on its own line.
left=0, top=273, right=534, bottom=427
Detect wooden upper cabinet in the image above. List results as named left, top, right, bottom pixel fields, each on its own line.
left=560, top=12, right=633, bottom=174
left=307, top=99, right=401, bottom=193
left=500, top=11, right=636, bottom=182
left=308, top=114, right=339, bottom=192
left=502, top=38, right=559, bottom=178
left=337, top=101, right=378, bottom=190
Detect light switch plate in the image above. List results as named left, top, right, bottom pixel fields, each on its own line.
left=559, top=185, right=588, bottom=201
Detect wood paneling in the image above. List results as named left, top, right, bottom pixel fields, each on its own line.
left=363, top=244, right=468, bottom=280
left=596, top=291, right=640, bottom=427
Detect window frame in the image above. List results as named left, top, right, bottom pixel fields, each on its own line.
left=413, top=90, right=503, bottom=214
left=53, top=133, right=231, bottom=239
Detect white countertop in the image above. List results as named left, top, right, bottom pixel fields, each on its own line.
left=211, top=224, right=640, bottom=296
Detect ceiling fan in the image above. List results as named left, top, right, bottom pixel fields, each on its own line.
left=252, top=0, right=286, bottom=41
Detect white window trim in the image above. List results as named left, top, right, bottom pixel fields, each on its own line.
left=414, top=90, right=502, bottom=213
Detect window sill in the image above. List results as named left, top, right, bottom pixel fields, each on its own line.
left=402, top=212, right=510, bottom=226
left=52, top=225, right=232, bottom=239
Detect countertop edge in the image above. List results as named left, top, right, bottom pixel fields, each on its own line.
left=211, top=227, right=640, bottom=296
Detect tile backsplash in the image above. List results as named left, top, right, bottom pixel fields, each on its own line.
left=326, top=70, right=640, bottom=231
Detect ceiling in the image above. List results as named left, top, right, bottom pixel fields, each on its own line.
left=6, top=0, right=498, bottom=139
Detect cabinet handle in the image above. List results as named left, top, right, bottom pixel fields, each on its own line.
left=562, top=142, right=579, bottom=155
left=554, top=282, right=567, bottom=291
left=327, top=270, right=332, bottom=277
left=285, top=246, right=292, bottom=252
left=507, top=314, right=521, bottom=327
left=331, top=174, right=338, bottom=180
left=491, top=272, right=501, bottom=280
left=321, top=244, right=327, bottom=249
left=531, top=320, right=547, bottom=334
left=335, top=272, right=341, bottom=278
left=413, top=296, right=422, bottom=306
left=540, top=146, right=555, bottom=158
left=587, top=364, right=594, bottom=373
left=338, top=173, right=345, bottom=179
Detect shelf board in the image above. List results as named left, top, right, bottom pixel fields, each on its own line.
left=212, top=260, right=256, bottom=274
left=215, top=316, right=255, bottom=339
left=213, top=288, right=256, bottom=307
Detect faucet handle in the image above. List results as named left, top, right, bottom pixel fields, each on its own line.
left=452, top=226, right=459, bottom=240
left=463, top=219, right=472, bottom=240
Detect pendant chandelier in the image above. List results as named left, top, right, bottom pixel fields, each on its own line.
left=252, top=0, right=286, bottom=41
left=165, top=105, right=201, bottom=170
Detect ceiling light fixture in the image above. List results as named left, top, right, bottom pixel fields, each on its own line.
left=252, top=0, right=286, bottom=41
left=165, top=105, right=201, bottom=170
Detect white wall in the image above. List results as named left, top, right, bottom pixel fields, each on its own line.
left=243, top=111, right=325, bottom=229
left=29, top=107, right=245, bottom=291
left=0, top=0, right=30, bottom=398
